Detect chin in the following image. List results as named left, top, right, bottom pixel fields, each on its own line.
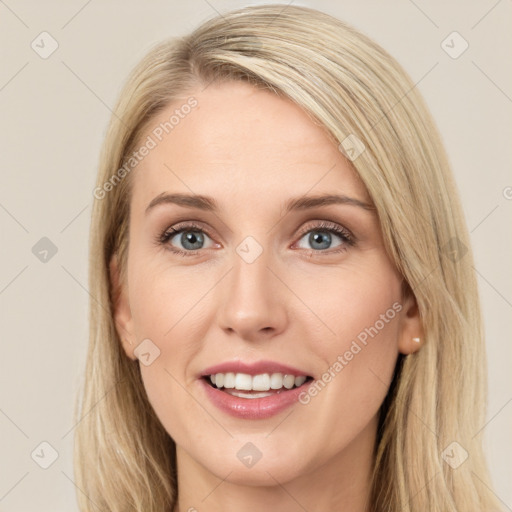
left=214, top=461, right=305, bottom=487
left=195, top=441, right=311, bottom=486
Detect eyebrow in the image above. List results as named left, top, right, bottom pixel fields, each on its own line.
left=145, top=192, right=375, bottom=215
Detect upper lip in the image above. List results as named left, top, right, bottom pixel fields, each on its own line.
left=200, top=360, right=311, bottom=378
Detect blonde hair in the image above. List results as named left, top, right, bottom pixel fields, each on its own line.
left=74, top=4, right=503, bottom=511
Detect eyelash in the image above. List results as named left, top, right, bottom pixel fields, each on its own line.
left=156, top=221, right=356, bottom=258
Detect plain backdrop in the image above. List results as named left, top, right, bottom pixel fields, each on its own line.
left=0, top=1, right=511, bottom=510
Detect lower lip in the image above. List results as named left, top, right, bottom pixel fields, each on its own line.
left=199, top=378, right=310, bottom=420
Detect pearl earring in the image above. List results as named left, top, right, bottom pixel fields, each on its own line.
left=412, top=337, right=421, bottom=344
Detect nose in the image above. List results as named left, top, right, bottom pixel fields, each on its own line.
left=216, top=246, right=288, bottom=342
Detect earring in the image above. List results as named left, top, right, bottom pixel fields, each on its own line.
left=412, top=337, right=421, bottom=344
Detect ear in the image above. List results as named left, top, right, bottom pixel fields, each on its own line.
left=109, top=254, right=137, bottom=361
left=397, top=289, right=424, bottom=355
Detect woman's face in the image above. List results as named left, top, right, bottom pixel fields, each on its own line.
left=111, top=80, right=421, bottom=487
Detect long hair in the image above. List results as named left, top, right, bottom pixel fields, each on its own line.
left=74, top=5, right=503, bottom=511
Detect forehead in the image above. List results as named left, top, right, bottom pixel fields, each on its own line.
left=130, top=81, right=370, bottom=212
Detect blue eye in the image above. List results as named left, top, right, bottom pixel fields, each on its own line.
left=297, top=227, right=348, bottom=251
left=157, top=220, right=355, bottom=257
left=158, top=223, right=214, bottom=256
left=295, top=221, right=354, bottom=255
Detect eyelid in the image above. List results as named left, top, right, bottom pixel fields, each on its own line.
left=159, top=221, right=218, bottom=247
left=295, top=219, right=354, bottom=241
left=161, top=220, right=213, bottom=239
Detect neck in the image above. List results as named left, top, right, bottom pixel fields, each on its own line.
left=172, top=414, right=377, bottom=512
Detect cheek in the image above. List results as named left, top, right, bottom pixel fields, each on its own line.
left=128, top=252, right=205, bottom=340
left=138, top=362, right=204, bottom=449
left=293, top=258, right=402, bottom=426
left=126, top=260, right=211, bottom=428
left=293, top=255, right=403, bottom=353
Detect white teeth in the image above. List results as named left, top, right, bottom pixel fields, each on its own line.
left=252, top=374, right=270, bottom=391
left=223, top=372, right=235, bottom=389
left=270, top=373, right=283, bottom=389
left=209, top=372, right=309, bottom=391
left=234, top=373, right=252, bottom=390
left=283, top=374, right=295, bottom=389
left=294, top=375, right=307, bottom=387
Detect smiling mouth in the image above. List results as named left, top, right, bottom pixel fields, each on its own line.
left=202, top=372, right=314, bottom=399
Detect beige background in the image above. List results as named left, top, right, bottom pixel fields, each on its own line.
left=0, top=0, right=511, bottom=509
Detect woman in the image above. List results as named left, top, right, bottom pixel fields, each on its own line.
left=74, top=4, right=503, bottom=511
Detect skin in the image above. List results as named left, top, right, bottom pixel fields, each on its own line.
left=110, top=81, right=423, bottom=512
